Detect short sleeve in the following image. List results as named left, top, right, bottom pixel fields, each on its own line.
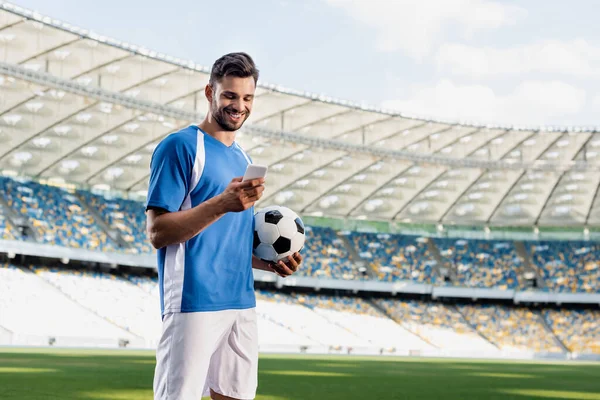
left=146, top=134, right=195, bottom=213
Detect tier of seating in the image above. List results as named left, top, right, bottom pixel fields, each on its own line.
left=300, top=227, right=360, bottom=280
left=528, top=241, right=600, bottom=293
left=31, top=266, right=161, bottom=344
left=0, top=204, right=17, bottom=240
left=0, top=264, right=597, bottom=354
left=458, top=304, right=563, bottom=353
left=255, top=291, right=362, bottom=348
left=0, top=263, right=135, bottom=347
left=0, top=177, right=599, bottom=292
left=542, top=308, right=600, bottom=354
left=375, top=299, right=497, bottom=353
left=79, top=191, right=153, bottom=254
left=289, top=293, right=433, bottom=352
left=435, top=238, right=523, bottom=289
left=350, top=232, right=437, bottom=283
left=0, top=178, right=115, bottom=251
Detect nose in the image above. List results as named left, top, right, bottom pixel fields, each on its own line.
left=233, top=98, right=244, bottom=112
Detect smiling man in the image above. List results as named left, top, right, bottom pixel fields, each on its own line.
left=145, top=52, right=302, bottom=400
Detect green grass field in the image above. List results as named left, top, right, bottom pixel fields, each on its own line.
left=1, top=348, right=599, bottom=399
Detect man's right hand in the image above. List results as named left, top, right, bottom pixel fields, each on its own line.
left=218, top=177, right=265, bottom=213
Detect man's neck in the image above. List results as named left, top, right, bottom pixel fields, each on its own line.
left=198, top=119, right=236, bottom=147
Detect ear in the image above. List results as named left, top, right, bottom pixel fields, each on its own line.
left=205, top=84, right=214, bottom=103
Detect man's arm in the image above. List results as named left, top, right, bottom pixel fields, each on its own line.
left=252, top=253, right=303, bottom=277
left=147, top=177, right=264, bottom=249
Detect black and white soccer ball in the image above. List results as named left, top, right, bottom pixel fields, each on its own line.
left=253, top=206, right=305, bottom=262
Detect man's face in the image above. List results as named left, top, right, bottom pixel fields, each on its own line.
left=209, top=76, right=256, bottom=132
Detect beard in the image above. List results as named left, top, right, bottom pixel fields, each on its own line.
left=212, top=100, right=249, bottom=132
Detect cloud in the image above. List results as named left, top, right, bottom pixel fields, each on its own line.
left=382, top=79, right=587, bottom=126
left=436, top=39, right=600, bottom=77
left=323, top=0, right=526, bottom=59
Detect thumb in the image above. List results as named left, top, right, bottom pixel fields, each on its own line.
left=231, top=176, right=243, bottom=183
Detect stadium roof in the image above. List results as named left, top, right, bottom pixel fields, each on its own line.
left=1, top=2, right=600, bottom=228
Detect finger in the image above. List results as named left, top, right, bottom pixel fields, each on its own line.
left=236, top=180, right=256, bottom=189
left=274, top=260, right=294, bottom=276
left=231, top=176, right=243, bottom=183
left=243, top=191, right=264, bottom=203
left=269, top=262, right=287, bottom=277
left=292, top=252, right=302, bottom=265
left=251, top=178, right=265, bottom=186
left=237, top=179, right=264, bottom=191
left=286, top=255, right=299, bottom=271
left=242, top=185, right=265, bottom=197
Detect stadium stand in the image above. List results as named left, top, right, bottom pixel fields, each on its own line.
left=349, top=232, right=437, bottom=283
left=528, top=241, right=600, bottom=293
left=0, top=262, right=597, bottom=356
left=0, top=263, right=137, bottom=347
left=300, top=226, right=359, bottom=280
left=31, top=266, right=161, bottom=345
left=1, top=178, right=599, bottom=295
left=292, top=293, right=434, bottom=353
left=79, top=191, right=153, bottom=254
left=255, top=291, right=352, bottom=350
left=435, top=238, right=524, bottom=289
left=0, top=204, right=17, bottom=240
left=376, top=299, right=498, bottom=354
left=0, top=179, right=598, bottom=357
left=0, top=178, right=116, bottom=251
left=458, top=304, right=564, bottom=353
left=128, top=275, right=159, bottom=296
left=542, top=308, right=600, bottom=354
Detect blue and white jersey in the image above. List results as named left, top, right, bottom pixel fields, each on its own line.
left=146, top=126, right=256, bottom=315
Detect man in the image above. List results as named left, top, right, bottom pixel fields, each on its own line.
left=146, top=52, right=302, bottom=400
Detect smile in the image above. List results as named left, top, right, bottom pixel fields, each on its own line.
left=226, top=110, right=244, bottom=120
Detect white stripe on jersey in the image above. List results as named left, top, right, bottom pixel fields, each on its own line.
left=162, top=129, right=206, bottom=313
left=235, top=142, right=252, bottom=165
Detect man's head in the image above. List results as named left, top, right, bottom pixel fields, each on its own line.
left=206, top=52, right=259, bottom=132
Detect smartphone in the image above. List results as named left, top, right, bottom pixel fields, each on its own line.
left=243, top=164, right=268, bottom=181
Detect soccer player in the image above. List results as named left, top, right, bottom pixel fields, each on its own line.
left=146, top=52, right=302, bottom=400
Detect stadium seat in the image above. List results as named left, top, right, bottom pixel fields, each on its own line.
left=349, top=232, right=437, bottom=283
left=0, top=204, right=18, bottom=240
left=0, top=178, right=116, bottom=252
left=299, top=226, right=361, bottom=280
left=435, top=238, right=524, bottom=289
left=31, top=266, right=162, bottom=345
left=291, top=293, right=434, bottom=352
left=458, top=304, right=563, bottom=353
left=528, top=241, right=600, bottom=293
left=80, top=191, right=154, bottom=254
left=542, top=308, right=600, bottom=354
left=0, top=263, right=136, bottom=347
left=376, top=299, right=498, bottom=353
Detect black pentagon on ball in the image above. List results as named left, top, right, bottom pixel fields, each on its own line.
left=253, top=230, right=260, bottom=250
left=273, top=236, right=292, bottom=254
left=264, top=210, right=284, bottom=225
left=295, top=217, right=305, bottom=234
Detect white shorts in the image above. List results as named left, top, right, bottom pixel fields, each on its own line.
left=153, top=308, right=258, bottom=400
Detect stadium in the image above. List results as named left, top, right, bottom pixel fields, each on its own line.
left=0, top=2, right=599, bottom=399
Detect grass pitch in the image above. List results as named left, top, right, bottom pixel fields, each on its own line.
left=1, top=348, right=600, bottom=399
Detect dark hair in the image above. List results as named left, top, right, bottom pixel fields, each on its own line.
left=209, top=52, right=259, bottom=86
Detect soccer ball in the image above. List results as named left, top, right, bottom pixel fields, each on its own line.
left=253, top=206, right=305, bottom=262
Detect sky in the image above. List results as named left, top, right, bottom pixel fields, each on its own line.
left=11, top=0, right=600, bottom=127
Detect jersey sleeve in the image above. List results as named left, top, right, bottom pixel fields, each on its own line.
left=146, top=134, right=195, bottom=213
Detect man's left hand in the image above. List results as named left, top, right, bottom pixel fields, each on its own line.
left=270, top=252, right=302, bottom=278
